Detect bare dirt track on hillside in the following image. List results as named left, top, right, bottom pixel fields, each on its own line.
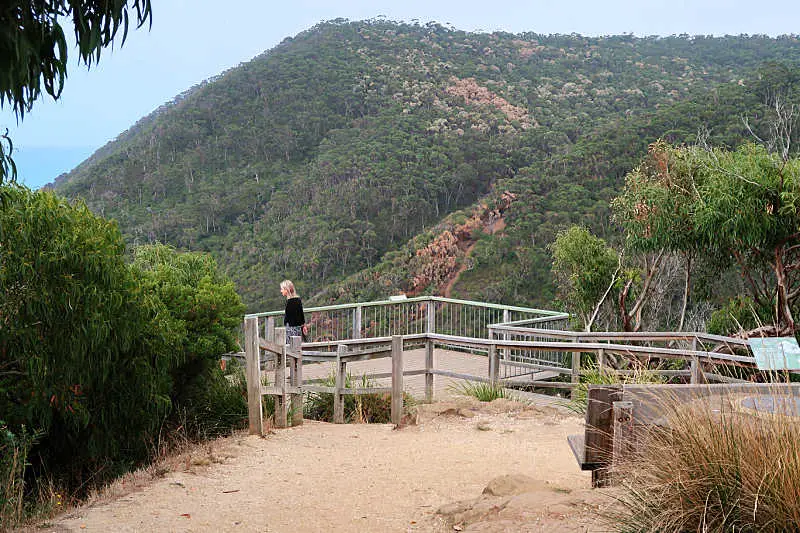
left=43, top=399, right=613, bottom=533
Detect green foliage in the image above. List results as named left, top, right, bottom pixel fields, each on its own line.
left=304, top=373, right=407, bottom=423
left=568, top=364, right=664, bottom=415
left=707, top=296, right=769, bottom=336
left=131, top=244, right=247, bottom=438
left=550, top=226, right=619, bottom=329
left=614, top=142, right=800, bottom=332
left=0, top=187, right=248, bottom=520
left=0, top=185, right=177, bottom=489
left=51, top=20, right=800, bottom=312
left=0, top=421, right=37, bottom=529
left=453, top=381, right=508, bottom=402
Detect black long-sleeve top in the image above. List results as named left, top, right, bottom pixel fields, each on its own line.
left=284, top=297, right=305, bottom=327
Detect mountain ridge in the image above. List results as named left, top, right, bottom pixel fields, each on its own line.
left=53, top=19, right=800, bottom=311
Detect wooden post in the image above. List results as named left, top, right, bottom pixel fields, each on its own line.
left=391, top=335, right=404, bottom=425
left=426, top=300, right=435, bottom=333
left=612, top=401, right=635, bottom=477
left=276, top=326, right=286, bottom=346
left=571, top=336, right=582, bottom=400
left=334, top=344, right=347, bottom=424
left=598, top=348, right=605, bottom=372
left=502, top=309, right=510, bottom=361
left=689, top=337, right=705, bottom=384
left=586, top=385, right=622, bottom=487
left=488, top=343, right=499, bottom=384
left=289, top=335, right=303, bottom=426
left=265, top=316, right=275, bottom=344
left=353, top=306, right=362, bottom=339
left=425, top=299, right=435, bottom=403
left=273, top=342, right=287, bottom=428
left=244, top=317, right=263, bottom=436
left=425, top=337, right=435, bottom=403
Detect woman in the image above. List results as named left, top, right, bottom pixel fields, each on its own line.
left=280, top=280, right=306, bottom=344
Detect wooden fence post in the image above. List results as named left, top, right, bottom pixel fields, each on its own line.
left=571, top=336, right=582, bottom=400
left=425, top=299, right=435, bottom=403
left=488, top=343, right=499, bottom=384
left=334, top=344, right=347, bottom=424
left=244, top=317, right=263, bottom=436
left=289, top=335, right=303, bottom=426
left=265, top=316, right=275, bottom=344
left=598, top=348, right=605, bottom=372
left=425, top=336, right=435, bottom=403
left=353, top=306, right=362, bottom=339
left=273, top=343, right=287, bottom=428
left=391, top=335, right=404, bottom=425
left=690, top=337, right=706, bottom=384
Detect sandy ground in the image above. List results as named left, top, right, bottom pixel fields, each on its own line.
left=41, top=398, right=614, bottom=533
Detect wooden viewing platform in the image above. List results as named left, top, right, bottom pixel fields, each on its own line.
left=241, top=296, right=760, bottom=438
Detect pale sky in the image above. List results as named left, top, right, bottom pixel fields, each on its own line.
left=3, top=0, right=799, bottom=189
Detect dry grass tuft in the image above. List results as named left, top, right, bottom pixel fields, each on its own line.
left=611, top=389, right=800, bottom=532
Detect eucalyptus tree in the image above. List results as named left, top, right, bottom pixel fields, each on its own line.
left=0, top=0, right=152, bottom=182
left=615, top=142, right=800, bottom=336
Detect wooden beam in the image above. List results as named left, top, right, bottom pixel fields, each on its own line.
left=334, top=345, right=346, bottom=424
left=391, top=335, right=403, bottom=425
left=244, top=317, right=263, bottom=436
left=289, top=336, right=303, bottom=426
left=425, top=339, right=435, bottom=403
left=273, top=343, right=287, bottom=428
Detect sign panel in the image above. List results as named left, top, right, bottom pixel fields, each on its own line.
left=748, top=336, right=800, bottom=370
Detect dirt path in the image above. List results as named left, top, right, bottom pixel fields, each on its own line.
left=46, top=400, right=611, bottom=533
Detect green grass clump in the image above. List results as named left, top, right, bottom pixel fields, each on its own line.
left=568, top=363, right=664, bottom=415
left=453, top=380, right=508, bottom=402
left=611, top=390, right=800, bottom=532
left=304, top=373, right=412, bottom=423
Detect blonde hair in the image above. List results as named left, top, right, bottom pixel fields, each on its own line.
left=280, top=280, right=298, bottom=298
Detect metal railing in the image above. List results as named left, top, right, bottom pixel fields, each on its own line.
left=245, top=296, right=568, bottom=345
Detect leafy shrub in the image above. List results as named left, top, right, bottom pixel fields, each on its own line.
left=707, top=295, right=769, bottom=336
left=0, top=188, right=248, bottom=521
left=0, top=186, right=179, bottom=490
left=612, top=391, right=800, bottom=532
left=131, top=244, right=246, bottom=439
left=0, top=422, right=36, bottom=529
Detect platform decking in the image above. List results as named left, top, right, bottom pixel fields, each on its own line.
left=278, top=347, right=567, bottom=408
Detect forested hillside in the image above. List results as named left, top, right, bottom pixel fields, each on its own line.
left=53, top=19, right=800, bottom=311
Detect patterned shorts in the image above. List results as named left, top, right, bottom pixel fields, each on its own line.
left=285, top=325, right=303, bottom=344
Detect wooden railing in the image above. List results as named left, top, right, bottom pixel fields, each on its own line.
left=243, top=300, right=759, bottom=434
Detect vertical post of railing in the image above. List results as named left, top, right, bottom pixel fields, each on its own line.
left=289, top=336, right=303, bottom=426
left=274, top=342, right=287, bottom=428
left=598, top=348, right=605, bottom=372
left=571, top=336, right=582, bottom=400
left=244, top=317, right=263, bottom=436
left=353, top=305, right=362, bottom=339
left=391, top=335, right=404, bottom=425
left=265, top=316, right=275, bottom=344
left=690, top=337, right=703, bottom=384
left=425, top=299, right=435, bottom=403
left=334, top=344, right=347, bottom=424
left=488, top=343, right=499, bottom=384
left=502, top=309, right=510, bottom=361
